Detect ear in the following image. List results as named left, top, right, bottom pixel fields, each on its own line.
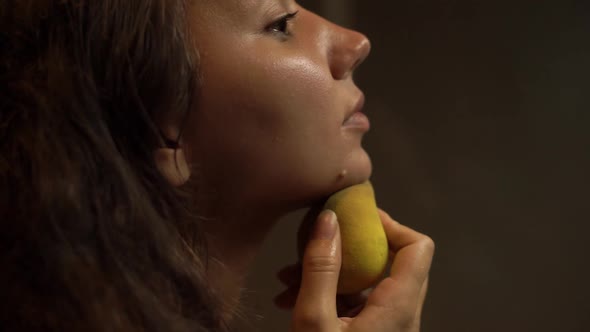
left=153, top=148, right=191, bottom=187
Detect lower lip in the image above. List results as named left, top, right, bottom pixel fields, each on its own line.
left=342, top=112, right=371, bottom=131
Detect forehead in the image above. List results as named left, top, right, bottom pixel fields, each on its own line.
left=194, top=0, right=289, bottom=15
left=196, top=0, right=262, bottom=12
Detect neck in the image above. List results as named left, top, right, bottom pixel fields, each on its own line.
left=201, top=202, right=285, bottom=322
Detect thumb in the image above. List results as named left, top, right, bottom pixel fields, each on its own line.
left=292, top=210, right=341, bottom=330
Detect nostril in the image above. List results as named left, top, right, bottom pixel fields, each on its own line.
left=329, top=29, right=371, bottom=80
left=350, top=37, right=370, bottom=74
left=351, top=58, right=362, bottom=72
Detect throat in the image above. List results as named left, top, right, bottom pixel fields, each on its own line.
left=201, top=209, right=280, bottom=322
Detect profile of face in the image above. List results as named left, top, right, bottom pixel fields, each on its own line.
left=179, top=0, right=372, bottom=211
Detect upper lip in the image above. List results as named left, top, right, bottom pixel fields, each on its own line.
left=343, top=93, right=366, bottom=123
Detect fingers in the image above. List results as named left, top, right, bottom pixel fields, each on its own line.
left=363, top=210, right=434, bottom=321
left=287, top=207, right=433, bottom=332
left=275, top=264, right=370, bottom=316
left=413, top=277, right=429, bottom=329
left=291, top=210, right=341, bottom=331
left=275, top=267, right=370, bottom=316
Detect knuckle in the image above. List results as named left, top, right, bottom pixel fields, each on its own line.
left=303, top=255, right=339, bottom=274
left=418, top=235, right=435, bottom=255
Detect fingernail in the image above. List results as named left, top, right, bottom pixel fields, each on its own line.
left=313, top=210, right=337, bottom=240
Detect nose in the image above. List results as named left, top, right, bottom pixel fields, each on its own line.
left=328, top=24, right=371, bottom=80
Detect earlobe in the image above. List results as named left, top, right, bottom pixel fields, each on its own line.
left=153, top=148, right=191, bottom=187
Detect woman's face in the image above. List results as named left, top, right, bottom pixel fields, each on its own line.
left=184, top=0, right=372, bottom=209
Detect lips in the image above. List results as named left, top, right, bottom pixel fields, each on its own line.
left=342, top=93, right=370, bottom=130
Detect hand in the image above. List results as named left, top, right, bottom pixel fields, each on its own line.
left=277, top=209, right=434, bottom=331
left=275, top=264, right=370, bottom=318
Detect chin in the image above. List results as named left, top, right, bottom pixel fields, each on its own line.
left=334, top=149, right=372, bottom=190
left=264, top=149, right=373, bottom=211
left=308, top=148, right=373, bottom=204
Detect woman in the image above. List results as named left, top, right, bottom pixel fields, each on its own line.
left=0, top=0, right=434, bottom=331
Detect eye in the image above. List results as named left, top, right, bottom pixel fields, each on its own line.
left=266, top=11, right=299, bottom=36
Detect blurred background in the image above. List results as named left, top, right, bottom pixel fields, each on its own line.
left=239, top=1, right=590, bottom=331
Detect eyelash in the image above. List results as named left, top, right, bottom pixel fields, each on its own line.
left=267, top=11, right=299, bottom=36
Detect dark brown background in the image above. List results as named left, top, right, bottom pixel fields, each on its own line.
left=240, top=1, right=590, bottom=331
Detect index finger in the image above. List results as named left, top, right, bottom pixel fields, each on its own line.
left=364, top=209, right=434, bottom=311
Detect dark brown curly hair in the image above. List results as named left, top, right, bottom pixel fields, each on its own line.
left=0, top=1, right=230, bottom=331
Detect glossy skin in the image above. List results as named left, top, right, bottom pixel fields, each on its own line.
left=184, top=0, right=371, bottom=210
left=154, top=1, right=434, bottom=330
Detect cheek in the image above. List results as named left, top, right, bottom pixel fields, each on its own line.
left=198, top=49, right=337, bottom=148
left=250, top=55, right=334, bottom=130
left=187, top=41, right=367, bottom=202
